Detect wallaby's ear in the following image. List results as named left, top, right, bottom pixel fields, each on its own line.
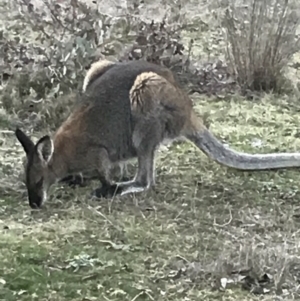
left=15, top=128, right=35, bottom=155
left=35, top=135, right=54, bottom=164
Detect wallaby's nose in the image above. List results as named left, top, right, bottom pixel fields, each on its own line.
left=28, top=192, right=42, bottom=209
left=29, top=202, right=40, bottom=209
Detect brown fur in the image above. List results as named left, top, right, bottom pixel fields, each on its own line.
left=51, top=103, right=92, bottom=177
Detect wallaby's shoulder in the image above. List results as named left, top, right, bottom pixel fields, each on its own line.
left=54, top=102, right=91, bottom=144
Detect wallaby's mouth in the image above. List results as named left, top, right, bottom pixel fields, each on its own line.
left=29, top=202, right=41, bottom=209
left=28, top=191, right=43, bottom=209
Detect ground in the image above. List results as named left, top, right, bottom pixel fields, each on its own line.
left=1, top=93, right=300, bottom=300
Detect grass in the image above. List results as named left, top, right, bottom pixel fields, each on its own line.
left=1, top=93, right=300, bottom=300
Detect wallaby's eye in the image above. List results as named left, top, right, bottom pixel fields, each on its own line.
left=36, top=177, right=43, bottom=188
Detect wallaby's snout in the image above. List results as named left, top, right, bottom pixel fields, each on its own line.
left=28, top=187, right=44, bottom=209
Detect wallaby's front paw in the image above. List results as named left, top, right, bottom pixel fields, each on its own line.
left=60, top=174, right=85, bottom=188
left=91, top=184, right=123, bottom=199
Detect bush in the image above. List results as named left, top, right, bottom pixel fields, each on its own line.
left=222, top=0, right=300, bottom=94
left=0, top=0, right=187, bottom=132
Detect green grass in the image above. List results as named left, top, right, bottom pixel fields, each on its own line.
left=1, top=93, right=300, bottom=300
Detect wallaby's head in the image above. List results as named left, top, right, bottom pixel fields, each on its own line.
left=15, top=128, right=57, bottom=209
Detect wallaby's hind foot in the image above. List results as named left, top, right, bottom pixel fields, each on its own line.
left=90, top=181, right=150, bottom=199
left=116, top=178, right=136, bottom=186
left=120, top=183, right=151, bottom=196
left=115, top=177, right=153, bottom=196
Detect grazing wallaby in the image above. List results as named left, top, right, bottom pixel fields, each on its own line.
left=16, top=59, right=300, bottom=209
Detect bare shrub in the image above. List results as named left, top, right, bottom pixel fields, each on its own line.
left=0, top=0, right=188, bottom=132
left=1, top=0, right=107, bottom=131
left=222, top=0, right=300, bottom=93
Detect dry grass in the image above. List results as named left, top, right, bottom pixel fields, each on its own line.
left=1, top=94, right=300, bottom=300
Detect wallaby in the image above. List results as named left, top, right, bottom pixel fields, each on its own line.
left=15, top=59, right=300, bottom=209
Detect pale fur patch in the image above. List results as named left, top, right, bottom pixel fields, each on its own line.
left=120, top=186, right=148, bottom=196
left=36, top=138, right=54, bottom=164
left=82, top=59, right=115, bottom=92
left=41, top=189, right=47, bottom=207
left=129, top=71, right=168, bottom=112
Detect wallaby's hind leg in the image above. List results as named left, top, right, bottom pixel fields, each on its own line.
left=135, top=148, right=156, bottom=187
left=116, top=162, right=131, bottom=182
left=117, top=148, right=156, bottom=196
left=116, top=123, right=158, bottom=196
left=91, top=148, right=123, bottom=198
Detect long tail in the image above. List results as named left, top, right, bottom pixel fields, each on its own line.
left=82, top=59, right=117, bottom=92
left=187, top=113, right=300, bottom=171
